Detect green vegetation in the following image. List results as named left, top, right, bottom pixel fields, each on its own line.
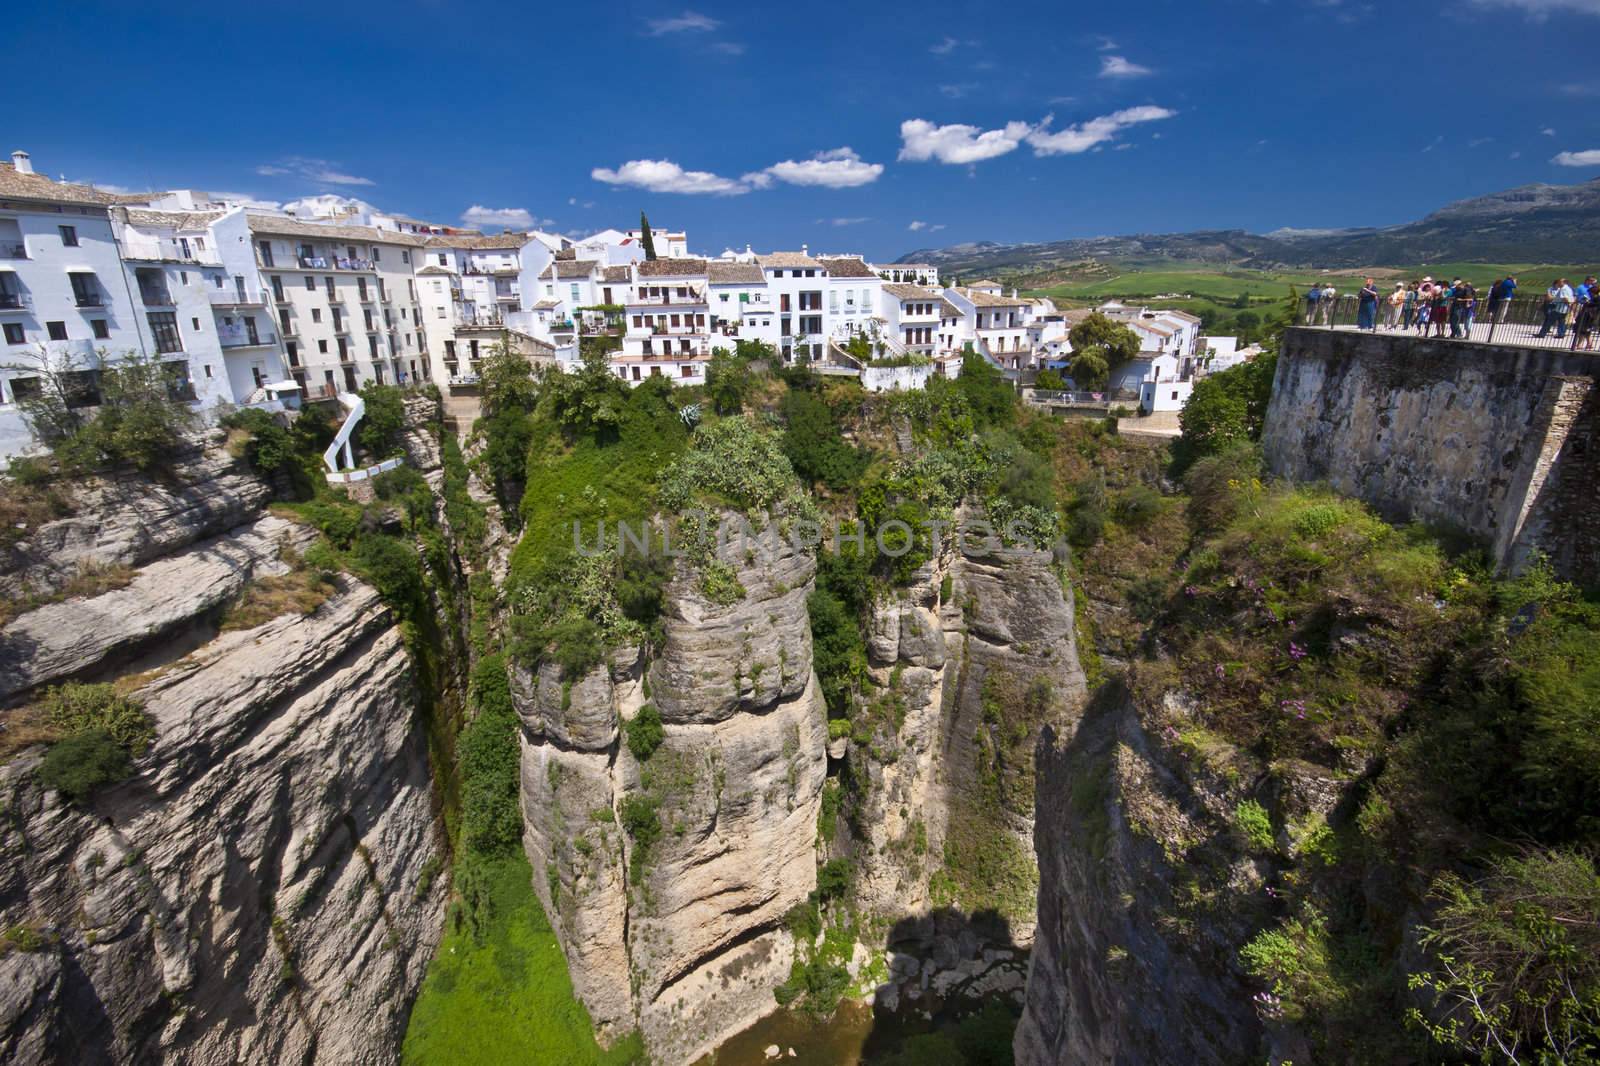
left=623, top=705, right=664, bottom=762
left=1173, top=352, right=1277, bottom=471
left=37, top=729, right=133, bottom=801
left=1234, top=800, right=1275, bottom=853
left=356, top=383, right=408, bottom=458
left=1064, top=313, right=1140, bottom=391
left=619, top=793, right=662, bottom=884
left=401, top=853, right=644, bottom=1066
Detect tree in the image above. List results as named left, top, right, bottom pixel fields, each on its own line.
left=85, top=351, right=197, bottom=470
left=479, top=339, right=539, bottom=418
left=539, top=348, right=629, bottom=436
left=356, top=382, right=407, bottom=458
left=638, top=211, right=657, bottom=261
left=705, top=347, right=753, bottom=414
left=957, top=350, right=1015, bottom=429
left=1034, top=368, right=1067, bottom=391
left=2, top=343, right=93, bottom=445
left=1174, top=352, right=1277, bottom=470
left=1066, top=312, right=1140, bottom=392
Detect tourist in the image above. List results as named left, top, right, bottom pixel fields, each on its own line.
left=1429, top=281, right=1450, bottom=338
left=1318, top=285, right=1337, bottom=326
left=1487, top=275, right=1516, bottom=323
left=1573, top=277, right=1599, bottom=351
left=1536, top=278, right=1573, bottom=339
left=1385, top=283, right=1405, bottom=329
left=1304, top=283, right=1322, bottom=325
left=1357, top=278, right=1380, bottom=331
left=1402, top=282, right=1419, bottom=329
left=1449, top=278, right=1476, bottom=339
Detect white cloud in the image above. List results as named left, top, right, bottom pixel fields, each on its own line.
left=591, top=158, right=751, bottom=195
left=1542, top=127, right=1557, bottom=135
left=754, top=147, right=884, bottom=188
left=898, top=118, right=1034, bottom=165
left=256, top=157, right=375, bottom=186
left=461, top=205, right=536, bottom=228
left=908, top=220, right=946, bottom=232
left=1114, top=143, right=1135, bottom=151
left=1510, top=150, right=1523, bottom=159
left=282, top=194, right=377, bottom=217
left=708, top=40, right=745, bottom=54
left=1469, top=0, right=1600, bottom=16
left=1096, top=36, right=1119, bottom=50
left=1025, top=105, right=1176, bottom=155
left=817, top=217, right=870, bottom=226
left=1469, top=136, right=1494, bottom=147
left=1422, top=135, right=1443, bottom=153
left=1099, top=55, right=1152, bottom=78
left=1552, top=148, right=1600, bottom=166
left=930, top=36, right=959, bottom=54
left=646, top=10, right=719, bottom=34
left=939, top=83, right=978, bottom=99
left=208, top=190, right=281, bottom=209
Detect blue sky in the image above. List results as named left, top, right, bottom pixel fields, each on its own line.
left=7, top=0, right=1600, bottom=259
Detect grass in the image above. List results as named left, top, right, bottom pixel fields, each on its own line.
left=0, top=559, right=137, bottom=629
left=401, top=854, right=644, bottom=1066
left=220, top=566, right=336, bottom=631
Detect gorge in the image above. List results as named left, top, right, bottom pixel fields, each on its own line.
left=1, top=326, right=1597, bottom=1066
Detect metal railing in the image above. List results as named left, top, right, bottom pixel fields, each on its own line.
left=1304, top=292, right=1600, bottom=352
left=1, top=243, right=29, bottom=259
left=0, top=292, right=30, bottom=310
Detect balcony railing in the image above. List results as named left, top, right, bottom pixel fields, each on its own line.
left=209, top=288, right=267, bottom=308
left=219, top=329, right=270, bottom=349
left=630, top=292, right=706, bottom=307
left=0, top=243, right=28, bottom=259
left=140, top=290, right=175, bottom=307
left=1305, top=291, right=1600, bottom=352
left=75, top=294, right=105, bottom=308
left=296, top=255, right=375, bottom=271
left=0, top=292, right=30, bottom=311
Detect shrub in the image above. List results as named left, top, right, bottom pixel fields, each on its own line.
left=1175, top=353, right=1277, bottom=471
left=37, top=729, right=132, bottom=801
left=1112, top=485, right=1163, bottom=527
left=1034, top=368, right=1067, bottom=392
left=781, top=388, right=869, bottom=490
left=459, top=655, right=523, bottom=859
left=40, top=682, right=154, bottom=754
left=356, top=383, right=407, bottom=458
left=352, top=533, right=425, bottom=619
left=624, top=705, right=665, bottom=762
left=957, top=351, right=1015, bottom=429
left=1235, top=800, right=1276, bottom=852
left=619, top=793, right=662, bottom=883
left=816, top=858, right=853, bottom=901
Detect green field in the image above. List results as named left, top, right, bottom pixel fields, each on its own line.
left=402, top=855, right=645, bottom=1066
left=1024, top=260, right=1593, bottom=309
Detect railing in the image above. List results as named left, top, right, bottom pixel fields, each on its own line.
left=219, top=329, right=269, bottom=348
left=631, top=292, right=706, bottom=306
left=75, top=294, right=105, bottom=308
left=140, top=290, right=175, bottom=307
left=298, top=255, right=375, bottom=271
left=0, top=243, right=27, bottom=259
left=0, top=292, right=28, bottom=310
left=1306, top=291, right=1600, bottom=352
left=209, top=288, right=266, bottom=307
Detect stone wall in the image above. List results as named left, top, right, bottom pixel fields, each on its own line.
left=1262, top=328, right=1597, bottom=579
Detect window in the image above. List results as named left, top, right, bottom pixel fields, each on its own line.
left=372, top=247, right=380, bottom=262
left=195, top=237, right=205, bottom=251
left=47, top=321, right=67, bottom=340
left=271, top=276, right=284, bottom=301
left=204, top=364, right=212, bottom=378
left=59, top=225, right=78, bottom=247
left=311, top=308, right=322, bottom=324
left=571, top=283, right=580, bottom=304
left=408, top=280, right=416, bottom=300
left=191, top=317, right=201, bottom=331
left=69, top=273, right=99, bottom=307
left=259, top=241, right=275, bottom=266
left=304, top=275, right=315, bottom=291
left=401, top=251, right=409, bottom=264
left=435, top=306, right=445, bottom=318
left=91, top=319, right=109, bottom=339
left=438, top=254, right=448, bottom=266
left=325, top=277, right=335, bottom=298
left=147, top=312, right=182, bottom=353
left=318, top=339, right=328, bottom=353
left=4, top=323, right=23, bottom=345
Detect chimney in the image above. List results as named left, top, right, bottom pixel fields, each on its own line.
left=801, top=243, right=808, bottom=256
left=10, top=149, right=32, bottom=175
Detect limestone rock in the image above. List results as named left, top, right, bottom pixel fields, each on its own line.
left=510, top=660, right=621, bottom=752
left=0, top=515, right=315, bottom=702
left=0, top=583, right=445, bottom=1065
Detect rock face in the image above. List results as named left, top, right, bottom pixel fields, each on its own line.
left=1263, top=328, right=1598, bottom=580
left=0, top=437, right=272, bottom=605
left=0, top=583, right=446, bottom=1065
left=518, top=521, right=827, bottom=1065
left=840, top=523, right=1087, bottom=957
left=0, top=427, right=451, bottom=1066
left=1014, top=683, right=1266, bottom=1066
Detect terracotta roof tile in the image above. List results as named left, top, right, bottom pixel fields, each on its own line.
left=637, top=257, right=708, bottom=278
left=756, top=251, right=819, bottom=269
left=0, top=163, right=119, bottom=206
left=707, top=262, right=765, bottom=284
left=816, top=256, right=876, bottom=278
left=246, top=213, right=427, bottom=246
left=883, top=283, right=941, bottom=301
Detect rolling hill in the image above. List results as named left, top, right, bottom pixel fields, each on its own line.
left=897, top=177, right=1600, bottom=277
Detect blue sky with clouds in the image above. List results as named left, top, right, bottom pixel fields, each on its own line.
left=6, top=0, right=1600, bottom=259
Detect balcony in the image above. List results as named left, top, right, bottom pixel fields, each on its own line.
left=75, top=294, right=106, bottom=308
left=0, top=243, right=27, bottom=259
left=297, top=255, right=375, bottom=271
left=0, top=292, right=30, bottom=311
left=140, top=289, right=175, bottom=307
left=629, top=291, right=706, bottom=307
left=219, top=328, right=271, bottom=349
left=209, top=288, right=267, bottom=308
left=648, top=324, right=706, bottom=336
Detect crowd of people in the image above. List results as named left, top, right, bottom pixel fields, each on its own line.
left=1303, top=274, right=1600, bottom=349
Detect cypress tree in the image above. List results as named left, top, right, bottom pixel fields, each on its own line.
left=639, top=211, right=657, bottom=261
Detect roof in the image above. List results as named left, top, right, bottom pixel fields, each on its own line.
left=883, top=283, right=941, bottom=301
left=124, top=208, right=226, bottom=230
left=757, top=251, right=819, bottom=269
left=602, top=265, right=631, bottom=282
left=531, top=299, right=561, bottom=309
left=968, top=278, right=1002, bottom=289
left=0, top=163, right=120, bottom=207
left=548, top=259, right=598, bottom=279
left=416, top=265, right=454, bottom=275
left=957, top=286, right=1026, bottom=307
left=637, top=257, right=708, bottom=278
left=423, top=232, right=529, bottom=250
left=707, top=262, right=766, bottom=284
left=817, top=256, right=876, bottom=278
left=940, top=299, right=964, bottom=319
left=246, top=212, right=427, bottom=245
left=1163, top=309, right=1202, bottom=323
left=1137, top=322, right=1175, bottom=337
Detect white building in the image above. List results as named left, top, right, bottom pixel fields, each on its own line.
left=706, top=260, right=772, bottom=346
left=874, top=262, right=939, bottom=286
left=617, top=258, right=711, bottom=385
left=944, top=285, right=1037, bottom=370
left=0, top=153, right=216, bottom=459
left=815, top=256, right=882, bottom=342
left=880, top=284, right=942, bottom=355
left=625, top=227, right=688, bottom=259
left=756, top=251, right=829, bottom=362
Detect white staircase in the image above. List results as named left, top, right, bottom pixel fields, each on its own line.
left=321, top=392, right=405, bottom=485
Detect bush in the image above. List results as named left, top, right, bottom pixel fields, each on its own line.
left=957, top=351, right=1015, bottom=429
left=352, top=533, right=425, bottom=619
left=1235, top=800, right=1276, bottom=852
left=816, top=858, right=853, bottom=901
left=624, top=705, right=665, bottom=762
left=40, top=682, right=154, bottom=754
left=459, top=655, right=523, bottom=859
left=619, top=793, right=662, bottom=883
left=781, top=389, right=869, bottom=490
left=37, top=728, right=132, bottom=801
left=1112, top=485, right=1163, bottom=527
left=1034, top=368, right=1067, bottom=392
left=356, top=383, right=407, bottom=458
left=1175, top=353, right=1277, bottom=471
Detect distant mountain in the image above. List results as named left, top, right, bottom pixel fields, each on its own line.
left=896, top=178, right=1600, bottom=275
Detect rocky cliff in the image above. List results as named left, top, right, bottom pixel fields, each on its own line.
left=517, top=521, right=827, bottom=1065
left=0, top=428, right=450, bottom=1065
left=834, top=517, right=1088, bottom=1008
